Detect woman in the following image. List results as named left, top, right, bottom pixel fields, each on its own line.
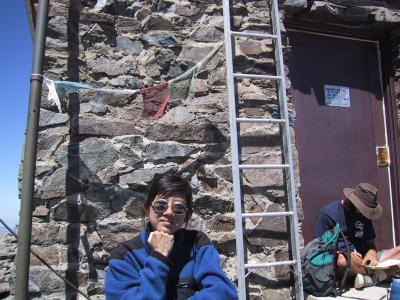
left=105, top=174, right=238, bottom=299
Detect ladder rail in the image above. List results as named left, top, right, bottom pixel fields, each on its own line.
left=223, top=1, right=247, bottom=299
left=223, top=0, right=304, bottom=299
left=271, top=0, right=304, bottom=298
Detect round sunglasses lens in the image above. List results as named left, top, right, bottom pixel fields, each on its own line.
left=173, top=204, right=187, bottom=215
left=153, top=201, right=168, bottom=213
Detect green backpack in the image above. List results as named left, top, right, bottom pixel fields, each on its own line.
left=301, top=223, right=351, bottom=297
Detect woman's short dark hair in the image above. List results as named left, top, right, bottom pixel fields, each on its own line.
left=145, top=174, right=193, bottom=222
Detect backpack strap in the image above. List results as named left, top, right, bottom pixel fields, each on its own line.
left=334, top=228, right=351, bottom=293
left=339, top=230, right=351, bottom=289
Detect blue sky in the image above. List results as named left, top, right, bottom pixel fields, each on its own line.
left=0, top=1, right=32, bottom=229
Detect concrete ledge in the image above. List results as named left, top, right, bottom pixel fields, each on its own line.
left=306, top=283, right=390, bottom=300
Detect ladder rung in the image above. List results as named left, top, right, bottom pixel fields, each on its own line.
left=233, top=73, right=281, bottom=80
left=239, top=164, right=289, bottom=169
left=245, top=260, right=297, bottom=269
left=242, top=211, right=293, bottom=218
left=236, top=117, right=285, bottom=124
left=231, top=31, right=278, bottom=40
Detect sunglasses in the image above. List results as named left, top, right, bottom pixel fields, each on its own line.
left=151, top=199, right=188, bottom=215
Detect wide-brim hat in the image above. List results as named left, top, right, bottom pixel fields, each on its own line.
left=343, top=183, right=382, bottom=220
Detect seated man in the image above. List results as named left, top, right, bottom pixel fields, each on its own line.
left=314, top=182, right=400, bottom=289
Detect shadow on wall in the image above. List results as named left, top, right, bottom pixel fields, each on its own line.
left=66, top=0, right=85, bottom=297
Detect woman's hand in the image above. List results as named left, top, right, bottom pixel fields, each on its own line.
left=148, top=231, right=174, bottom=257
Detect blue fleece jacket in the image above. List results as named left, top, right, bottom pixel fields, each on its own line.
left=105, top=225, right=238, bottom=300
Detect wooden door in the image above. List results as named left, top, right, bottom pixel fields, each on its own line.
left=288, top=31, right=394, bottom=250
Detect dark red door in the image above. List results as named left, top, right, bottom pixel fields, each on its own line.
left=288, top=31, right=394, bottom=250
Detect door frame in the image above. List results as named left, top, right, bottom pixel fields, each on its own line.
left=284, top=20, right=400, bottom=246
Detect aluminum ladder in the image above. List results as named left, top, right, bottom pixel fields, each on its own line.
left=222, top=0, right=304, bottom=299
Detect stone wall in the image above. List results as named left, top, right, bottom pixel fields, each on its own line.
left=1, top=1, right=400, bottom=299
left=8, top=0, right=295, bottom=299
left=0, top=233, right=17, bottom=299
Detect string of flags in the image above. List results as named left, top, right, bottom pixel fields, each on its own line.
left=45, top=41, right=224, bottom=119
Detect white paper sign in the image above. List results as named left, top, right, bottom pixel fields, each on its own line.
left=324, top=85, right=350, bottom=107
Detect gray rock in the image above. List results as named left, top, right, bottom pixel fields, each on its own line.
left=123, top=195, right=146, bottom=218
left=39, top=109, right=69, bottom=128
left=47, top=16, right=68, bottom=40
left=242, top=168, right=284, bottom=188
left=146, top=120, right=225, bottom=142
left=372, top=6, right=400, bottom=23
left=262, top=288, right=292, bottom=300
left=155, top=48, right=177, bottom=69
left=86, top=231, right=102, bottom=250
left=177, top=43, right=221, bottom=70
left=112, top=135, right=143, bottom=150
left=116, top=36, right=143, bottom=55
left=78, top=88, right=137, bottom=106
left=169, top=14, right=193, bottom=28
left=116, top=16, right=140, bottom=34
left=87, top=55, right=138, bottom=77
left=82, top=23, right=116, bottom=47
left=116, top=144, right=142, bottom=166
left=71, top=115, right=141, bottom=136
left=246, top=203, right=289, bottom=248
left=125, top=3, right=143, bottom=17
left=52, top=193, right=112, bottom=223
left=55, top=137, right=118, bottom=175
left=159, top=107, right=195, bottom=125
left=96, top=216, right=143, bottom=250
left=32, top=205, right=49, bottom=218
left=94, top=0, right=114, bottom=12
left=166, top=64, right=184, bottom=78
left=193, top=79, right=209, bottom=97
left=142, top=14, right=176, bottom=31
left=97, top=165, right=119, bottom=184
left=80, top=101, right=107, bottom=115
left=274, top=249, right=291, bottom=281
left=0, top=281, right=10, bottom=297
left=80, top=9, right=115, bottom=24
left=238, top=39, right=264, bottom=57
left=35, top=160, right=57, bottom=177
left=31, top=223, right=79, bottom=246
left=144, top=143, right=194, bottom=160
left=212, top=165, right=232, bottom=182
left=39, top=165, right=93, bottom=199
left=0, top=234, right=16, bottom=259
left=209, top=213, right=235, bottom=232
left=144, top=61, right=161, bottom=78
left=119, top=168, right=172, bottom=186
left=87, top=281, right=104, bottom=295
left=209, top=67, right=226, bottom=86
left=29, top=266, right=87, bottom=294
left=45, top=37, right=69, bottom=52
left=135, top=8, right=151, bottom=21
left=142, top=32, right=181, bottom=48
left=282, top=0, right=308, bottom=10
left=174, top=4, right=201, bottom=17
left=108, top=75, right=144, bottom=89
left=37, top=128, right=67, bottom=160
left=30, top=245, right=59, bottom=266
left=192, top=26, right=224, bottom=42
left=193, top=194, right=234, bottom=216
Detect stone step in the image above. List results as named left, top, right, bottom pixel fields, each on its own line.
left=306, top=283, right=391, bottom=300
